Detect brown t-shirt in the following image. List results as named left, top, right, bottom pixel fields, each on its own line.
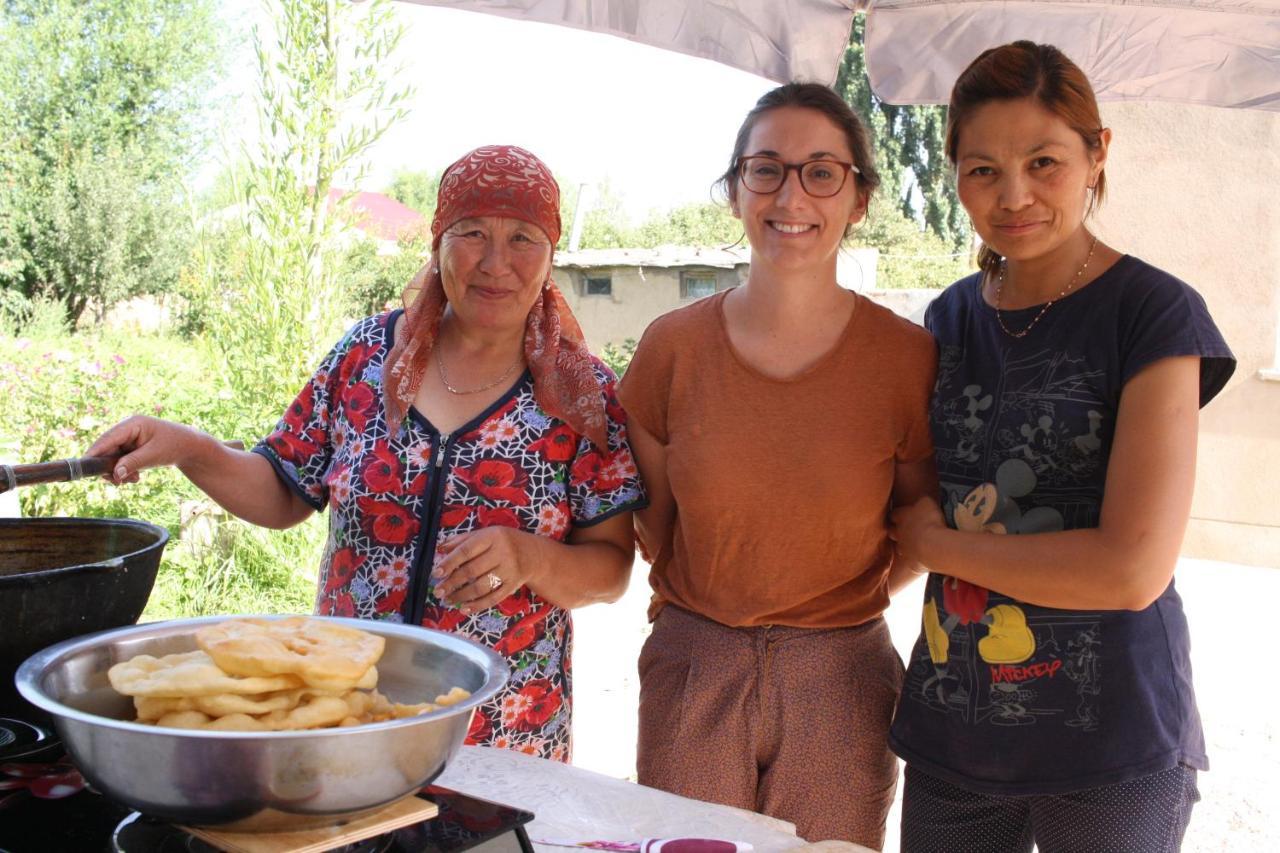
left=618, top=290, right=937, bottom=628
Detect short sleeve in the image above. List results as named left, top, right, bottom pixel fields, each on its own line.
left=253, top=321, right=373, bottom=511
left=1119, top=272, right=1236, bottom=408
left=892, top=317, right=939, bottom=464
left=567, top=364, right=648, bottom=526
left=898, top=335, right=938, bottom=464
left=616, top=320, right=674, bottom=444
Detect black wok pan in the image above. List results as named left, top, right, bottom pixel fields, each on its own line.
left=0, top=516, right=168, bottom=718
left=0, top=444, right=244, bottom=720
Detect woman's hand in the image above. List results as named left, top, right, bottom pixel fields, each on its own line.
left=889, top=496, right=947, bottom=569
left=431, top=527, right=549, bottom=613
left=87, top=415, right=313, bottom=530
left=86, top=415, right=205, bottom=484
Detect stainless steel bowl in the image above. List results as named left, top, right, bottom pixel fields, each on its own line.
left=15, top=615, right=508, bottom=832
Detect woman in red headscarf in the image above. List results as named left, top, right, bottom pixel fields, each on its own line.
left=87, top=145, right=646, bottom=761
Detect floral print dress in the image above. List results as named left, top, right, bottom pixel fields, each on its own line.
left=254, top=311, right=645, bottom=761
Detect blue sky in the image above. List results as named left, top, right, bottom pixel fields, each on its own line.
left=207, top=1, right=776, bottom=219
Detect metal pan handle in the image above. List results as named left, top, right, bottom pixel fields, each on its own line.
left=0, top=440, right=246, bottom=495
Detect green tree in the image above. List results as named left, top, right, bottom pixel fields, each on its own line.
left=601, top=338, right=638, bottom=377
left=339, top=233, right=431, bottom=317
left=633, top=202, right=743, bottom=249
left=0, top=0, right=223, bottom=323
left=836, top=14, right=969, bottom=251
left=854, top=209, right=969, bottom=290
left=185, top=0, right=413, bottom=436
left=558, top=179, right=635, bottom=250
left=386, top=169, right=441, bottom=221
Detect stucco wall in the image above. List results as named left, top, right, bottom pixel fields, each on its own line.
left=1093, top=101, right=1280, bottom=567
left=556, top=265, right=747, bottom=352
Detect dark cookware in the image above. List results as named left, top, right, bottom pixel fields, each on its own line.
left=1, top=443, right=241, bottom=720
left=1, top=516, right=168, bottom=719
left=0, top=443, right=246, bottom=714
left=1, top=451, right=183, bottom=720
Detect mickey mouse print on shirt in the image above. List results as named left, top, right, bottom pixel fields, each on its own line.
left=908, top=336, right=1111, bottom=733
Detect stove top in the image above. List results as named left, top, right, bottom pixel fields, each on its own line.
left=0, top=717, right=534, bottom=853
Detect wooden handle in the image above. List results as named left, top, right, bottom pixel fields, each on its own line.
left=0, top=440, right=247, bottom=495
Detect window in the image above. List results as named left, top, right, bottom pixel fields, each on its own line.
left=680, top=272, right=717, bottom=300
left=583, top=275, right=612, bottom=297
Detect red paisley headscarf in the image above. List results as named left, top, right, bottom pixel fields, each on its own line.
left=382, top=145, right=607, bottom=448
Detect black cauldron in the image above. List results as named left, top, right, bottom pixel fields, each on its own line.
left=0, top=517, right=167, bottom=718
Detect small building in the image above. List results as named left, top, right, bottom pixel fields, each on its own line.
left=554, top=245, right=882, bottom=352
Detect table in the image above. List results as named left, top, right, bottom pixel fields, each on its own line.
left=436, top=746, right=874, bottom=853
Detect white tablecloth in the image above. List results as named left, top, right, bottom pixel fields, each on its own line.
left=436, top=746, right=872, bottom=852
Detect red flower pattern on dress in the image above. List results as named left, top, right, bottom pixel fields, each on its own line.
left=595, top=449, right=638, bottom=492
left=497, top=588, right=533, bottom=617
left=570, top=450, right=602, bottom=484
left=513, top=679, right=562, bottom=731
left=494, top=607, right=552, bottom=656
left=258, top=312, right=645, bottom=763
left=440, top=504, right=472, bottom=527
left=267, top=428, right=323, bottom=464
left=325, top=547, right=365, bottom=594
left=338, top=341, right=377, bottom=388
left=346, top=382, right=377, bottom=432
left=535, top=504, right=568, bottom=537
left=465, top=708, right=494, bottom=744
left=357, top=497, right=420, bottom=546
left=375, top=586, right=407, bottom=614
left=330, top=592, right=356, bottom=617
left=283, top=382, right=315, bottom=431
left=456, top=460, right=531, bottom=506
left=362, top=442, right=403, bottom=494
left=476, top=506, right=521, bottom=529
left=421, top=605, right=466, bottom=633
left=528, top=423, right=578, bottom=462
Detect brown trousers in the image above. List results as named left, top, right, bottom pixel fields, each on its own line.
left=637, top=605, right=903, bottom=849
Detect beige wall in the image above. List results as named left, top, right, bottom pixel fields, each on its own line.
left=1094, top=102, right=1280, bottom=568
left=557, top=265, right=746, bottom=352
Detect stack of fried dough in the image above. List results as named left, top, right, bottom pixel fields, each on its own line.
left=107, top=617, right=469, bottom=731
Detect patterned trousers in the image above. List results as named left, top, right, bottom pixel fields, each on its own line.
left=637, top=605, right=904, bottom=848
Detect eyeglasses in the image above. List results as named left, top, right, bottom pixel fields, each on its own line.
left=736, top=156, right=859, bottom=198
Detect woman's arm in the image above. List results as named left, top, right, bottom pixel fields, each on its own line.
left=886, top=456, right=939, bottom=595
left=429, top=512, right=635, bottom=611
left=891, top=356, right=1201, bottom=611
left=626, top=421, right=674, bottom=563
left=87, top=416, right=314, bottom=530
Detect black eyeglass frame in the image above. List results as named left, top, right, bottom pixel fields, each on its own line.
left=735, top=155, right=861, bottom=198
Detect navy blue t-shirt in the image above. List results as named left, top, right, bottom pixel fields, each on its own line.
left=888, top=255, right=1235, bottom=795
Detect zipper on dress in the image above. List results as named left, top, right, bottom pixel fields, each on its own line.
left=408, top=431, right=454, bottom=626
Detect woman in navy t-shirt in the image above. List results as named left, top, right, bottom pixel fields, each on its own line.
left=887, top=41, right=1235, bottom=853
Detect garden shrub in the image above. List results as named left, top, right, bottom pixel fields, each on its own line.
left=0, top=329, right=321, bottom=618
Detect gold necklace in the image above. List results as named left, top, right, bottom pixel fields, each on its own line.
left=435, top=348, right=523, bottom=395
left=994, top=234, right=1099, bottom=339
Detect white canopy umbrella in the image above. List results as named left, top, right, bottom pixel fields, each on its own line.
left=400, top=0, right=1280, bottom=110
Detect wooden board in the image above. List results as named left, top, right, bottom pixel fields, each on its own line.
left=183, top=797, right=439, bottom=853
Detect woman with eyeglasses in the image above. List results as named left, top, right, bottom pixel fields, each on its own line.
left=617, top=83, right=939, bottom=847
